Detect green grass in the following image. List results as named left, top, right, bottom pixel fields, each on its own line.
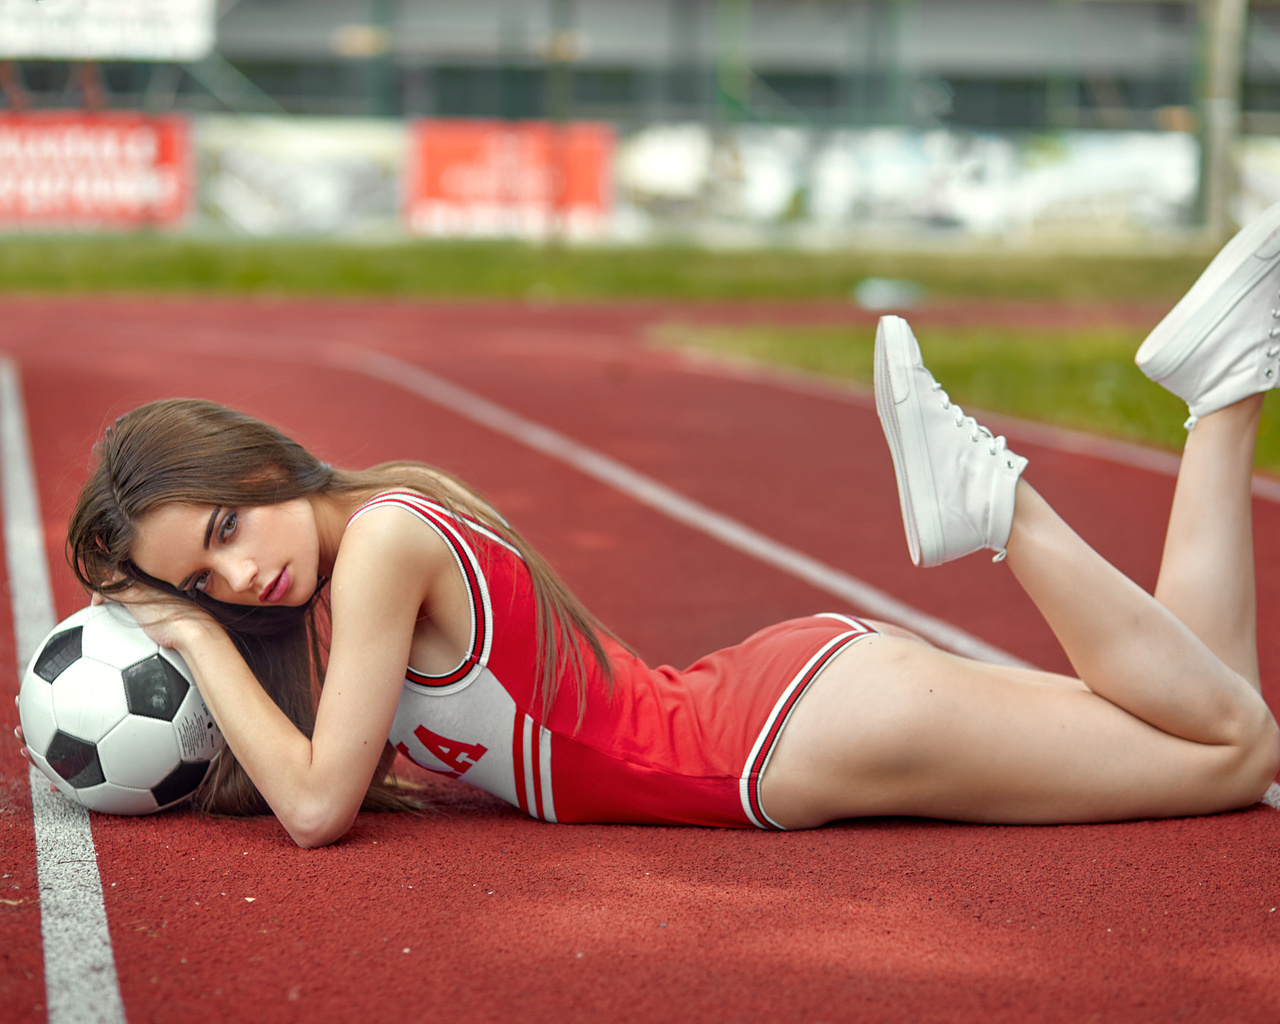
left=10, top=233, right=1276, bottom=468
left=0, top=234, right=1218, bottom=303
left=655, top=322, right=1280, bottom=473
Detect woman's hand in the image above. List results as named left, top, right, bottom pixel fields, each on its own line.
left=99, top=584, right=219, bottom=654
left=13, top=698, right=34, bottom=767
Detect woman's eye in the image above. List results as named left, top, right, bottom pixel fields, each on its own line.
left=218, top=511, right=238, bottom=542
left=193, top=570, right=211, bottom=592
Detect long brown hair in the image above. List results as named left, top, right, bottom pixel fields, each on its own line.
left=66, top=399, right=615, bottom=816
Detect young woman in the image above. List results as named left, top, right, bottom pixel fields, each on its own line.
left=20, top=211, right=1280, bottom=848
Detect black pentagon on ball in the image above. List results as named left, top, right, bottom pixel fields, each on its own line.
left=122, top=655, right=189, bottom=720
left=151, top=760, right=210, bottom=808
left=33, top=626, right=82, bottom=683
left=45, top=730, right=105, bottom=788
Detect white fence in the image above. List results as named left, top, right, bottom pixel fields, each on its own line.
left=3, top=111, right=1278, bottom=244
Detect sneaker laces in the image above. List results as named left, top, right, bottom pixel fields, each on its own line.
left=932, top=382, right=1011, bottom=458
left=931, top=382, right=1015, bottom=562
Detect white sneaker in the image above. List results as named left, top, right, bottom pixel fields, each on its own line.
left=1136, top=200, right=1280, bottom=427
left=874, top=316, right=1028, bottom=568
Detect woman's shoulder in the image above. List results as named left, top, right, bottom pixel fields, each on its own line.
left=344, top=491, right=453, bottom=547
left=339, top=493, right=457, bottom=571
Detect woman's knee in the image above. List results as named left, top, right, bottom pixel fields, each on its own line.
left=1196, top=698, right=1280, bottom=810
left=1233, top=709, right=1280, bottom=803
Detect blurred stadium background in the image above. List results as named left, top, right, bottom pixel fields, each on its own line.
left=7, top=0, right=1280, bottom=467
left=1, top=0, right=1277, bottom=248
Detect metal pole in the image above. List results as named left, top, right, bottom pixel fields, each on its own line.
left=367, top=0, right=397, bottom=116
left=1197, top=0, right=1248, bottom=240
left=548, top=0, right=575, bottom=123
left=715, top=0, right=750, bottom=124
left=667, top=0, right=702, bottom=121
left=498, top=5, right=526, bottom=119
left=547, top=0, right=577, bottom=240
left=865, top=0, right=909, bottom=126
left=1046, top=0, right=1078, bottom=129
left=842, top=1, right=866, bottom=126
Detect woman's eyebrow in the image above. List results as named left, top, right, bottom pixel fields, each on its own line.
left=176, top=509, right=223, bottom=591
left=202, top=507, right=221, bottom=549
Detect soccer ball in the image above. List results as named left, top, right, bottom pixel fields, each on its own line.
left=18, top=603, right=224, bottom=815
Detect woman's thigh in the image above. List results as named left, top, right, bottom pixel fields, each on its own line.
left=759, top=635, right=1253, bottom=828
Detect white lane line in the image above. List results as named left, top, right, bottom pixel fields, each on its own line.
left=0, top=358, right=126, bottom=1024
left=54, top=326, right=1021, bottom=665
left=325, top=344, right=1031, bottom=668
left=341, top=346, right=1280, bottom=810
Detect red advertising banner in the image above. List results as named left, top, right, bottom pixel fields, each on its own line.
left=404, top=119, right=613, bottom=239
left=0, top=113, right=192, bottom=228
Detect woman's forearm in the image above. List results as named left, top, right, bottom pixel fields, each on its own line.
left=173, top=620, right=360, bottom=846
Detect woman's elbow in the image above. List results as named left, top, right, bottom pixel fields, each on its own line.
left=282, top=797, right=358, bottom=849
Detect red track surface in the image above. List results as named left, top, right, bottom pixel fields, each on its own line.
left=1, top=296, right=1278, bottom=1023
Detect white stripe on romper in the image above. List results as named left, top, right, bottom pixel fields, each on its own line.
left=739, top=626, right=869, bottom=831
left=520, top=714, right=538, bottom=815
left=516, top=714, right=558, bottom=823
left=538, top=723, right=556, bottom=823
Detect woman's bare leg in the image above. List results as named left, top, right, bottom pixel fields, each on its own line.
left=1002, top=478, right=1268, bottom=751
left=762, top=636, right=1271, bottom=827
left=1132, top=201, right=1280, bottom=679
left=763, top=478, right=1279, bottom=828
left=1151, top=395, right=1263, bottom=688
left=761, top=316, right=1279, bottom=828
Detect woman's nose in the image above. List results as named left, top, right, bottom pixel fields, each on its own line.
left=225, top=558, right=257, bottom=594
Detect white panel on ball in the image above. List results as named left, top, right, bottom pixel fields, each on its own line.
left=16, top=673, right=56, bottom=752
left=50, top=659, right=129, bottom=740
left=98, top=716, right=180, bottom=789
left=81, top=603, right=166, bottom=669
left=76, top=784, right=160, bottom=817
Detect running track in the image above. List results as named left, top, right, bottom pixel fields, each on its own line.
left=1, top=296, right=1278, bottom=1023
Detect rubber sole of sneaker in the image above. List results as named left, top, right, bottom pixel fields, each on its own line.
left=1136, top=200, right=1280, bottom=383
left=874, top=315, right=941, bottom=567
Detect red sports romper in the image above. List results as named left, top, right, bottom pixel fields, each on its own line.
left=350, top=492, right=879, bottom=829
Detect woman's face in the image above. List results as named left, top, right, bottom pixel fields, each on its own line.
left=130, top=498, right=320, bottom=607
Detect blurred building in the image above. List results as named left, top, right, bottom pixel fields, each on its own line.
left=6, top=1, right=1280, bottom=241
left=3, top=0, right=1279, bottom=134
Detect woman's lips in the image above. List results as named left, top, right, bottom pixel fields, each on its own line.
left=261, top=568, right=290, bottom=603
